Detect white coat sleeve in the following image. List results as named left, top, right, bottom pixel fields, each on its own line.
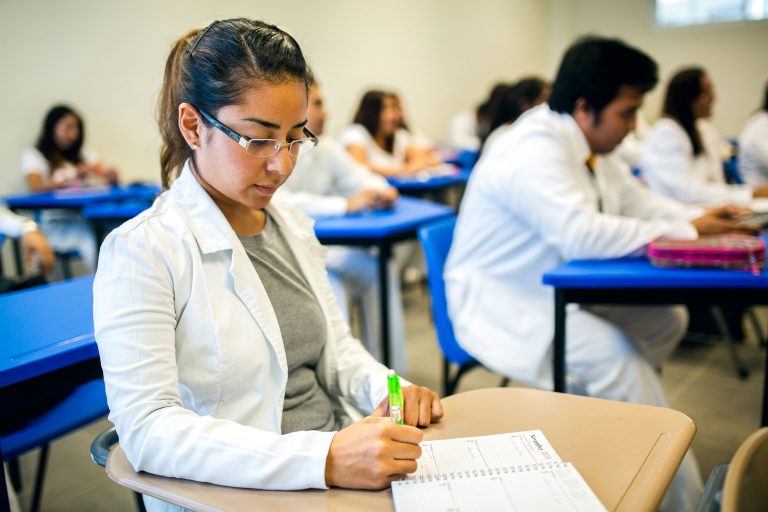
left=502, top=140, right=698, bottom=260
left=326, top=141, right=390, bottom=197
left=642, top=123, right=752, bottom=205
left=0, top=207, right=26, bottom=237
left=739, top=118, right=768, bottom=186
left=94, top=225, right=336, bottom=491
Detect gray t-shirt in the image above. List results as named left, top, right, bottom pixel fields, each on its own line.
left=239, top=210, right=337, bottom=434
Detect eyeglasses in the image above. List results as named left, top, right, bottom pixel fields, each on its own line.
left=196, top=108, right=318, bottom=159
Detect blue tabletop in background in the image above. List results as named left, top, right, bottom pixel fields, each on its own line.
left=0, top=276, right=96, bottom=387
left=313, top=196, right=454, bottom=239
left=4, top=184, right=160, bottom=209
left=386, top=170, right=470, bottom=192
left=543, top=256, right=768, bottom=289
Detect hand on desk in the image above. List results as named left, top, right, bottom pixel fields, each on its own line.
left=691, top=205, right=761, bottom=236
left=373, top=384, right=443, bottom=427
left=346, top=187, right=399, bottom=213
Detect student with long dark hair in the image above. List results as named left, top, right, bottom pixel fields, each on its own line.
left=642, top=67, right=768, bottom=204
left=739, top=81, right=768, bottom=185
left=93, top=19, right=441, bottom=511
left=480, top=76, right=550, bottom=154
left=21, top=105, right=119, bottom=269
left=339, top=90, right=441, bottom=176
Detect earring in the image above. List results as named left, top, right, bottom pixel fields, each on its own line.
left=190, top=143, right=199, bottom=150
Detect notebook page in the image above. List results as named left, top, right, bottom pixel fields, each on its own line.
left=392, top=462, right=606, bottom=512
left=407, top=430, right=560, bottom=480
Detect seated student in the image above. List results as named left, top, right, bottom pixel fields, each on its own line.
left=275, top=72, right=408, bottom=371
left=615, top=111, right=650, bottom=169
left=449, top=83, right=511, bottom=153
left=739, top=81, right=768, bottom=186
left=339, top=90, right=442, bottom=176
left=21, top=105, right=120, bottom=269
left=445, top=36, right=759, bottom=512
left=0, top=207, right=55, bottom=291
left=93, top=19, right=442, bottom=512
left=641, top=68, right=768, bottom=205
left=480, top=77, right=551, bottom=154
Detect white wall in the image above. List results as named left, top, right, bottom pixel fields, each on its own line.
left=549, top=0, right=768, bottom=137
left=0, top=0, right=551, bottom=194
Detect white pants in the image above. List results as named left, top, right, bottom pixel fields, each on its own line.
left=567, top=305, right=703, bottom=512
left=40, top=213, right=97, bottom=270
left=325, top=246, right=408, bottom=373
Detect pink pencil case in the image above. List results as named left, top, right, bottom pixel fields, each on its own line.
left=648, top=234, right=765, bottom=275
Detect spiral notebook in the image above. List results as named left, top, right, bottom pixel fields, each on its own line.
left=391, top=430, right=606, bottom=512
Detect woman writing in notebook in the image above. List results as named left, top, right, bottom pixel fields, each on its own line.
left=93, top=19, right=441, bottom=511
left=340, top=90, right=442, bottom=176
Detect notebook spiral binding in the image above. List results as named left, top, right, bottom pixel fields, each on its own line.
left=401, top=461, right=565, bottom=484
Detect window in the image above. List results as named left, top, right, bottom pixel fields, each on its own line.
left=656, top=0, right=768, bottom=26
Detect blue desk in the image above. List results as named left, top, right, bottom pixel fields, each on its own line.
left=83, top=196, right=455, bottom=368
left=542, top=256, right=768, bottom=426
left=0, top=276, right=100, bottom=507
left=386, top=169, right=470, bottom=194
left=4, top=184, right=160, bottom=274
left=315, top=196, right=454, bottom=367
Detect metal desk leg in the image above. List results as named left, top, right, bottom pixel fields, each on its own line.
left=378, top=243, right=392, bottom=369
left=1, top=444, right=9, bottom=512
left=553, top=289, right=566, bottom=393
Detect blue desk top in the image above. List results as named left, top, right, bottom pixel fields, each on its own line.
left=82, top=199, right=153, bottom=220
left=0, top=276, right=97, bottom=387
left=4, top=184, right=160, bottom=209
left=314, top=196, right=454, bottom=239
left=543, top=256, right=768, bottom=289
left=386, top=170, right=469, bottom=192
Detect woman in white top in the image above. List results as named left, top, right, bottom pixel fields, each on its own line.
left=93, top=19, right=442, bottom=512
left=641, top=67, right=768, bottom=205
left=339, top=90, right=441, bottom=176
left=21, top=105, right=119, bottom=269
left=276, top=75, right=408, bottom=372
left=739, top=82, right=768, bottom=186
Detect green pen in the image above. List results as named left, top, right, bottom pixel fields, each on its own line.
left=387, top=369, right=404, bottom=425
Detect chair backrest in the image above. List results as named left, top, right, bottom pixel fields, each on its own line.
left=417, top=217, right=475, bottom=366
left=721, top=427, right=768, bottom=512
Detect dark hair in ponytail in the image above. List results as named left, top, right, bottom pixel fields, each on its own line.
left=158, top=18, right=309, bottom=188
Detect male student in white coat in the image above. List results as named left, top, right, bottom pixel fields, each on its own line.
left=275, top=73, right=408, bottom=371
left=445, top=36, right=759, bottom=512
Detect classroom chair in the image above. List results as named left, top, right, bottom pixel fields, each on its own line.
left=1, top=378, right=109, bottom=512
left=721, top=427, right=768, bottom=512
left=90, top=427, right=146, bottom=512
left=417, top=217, right=509, bottom=396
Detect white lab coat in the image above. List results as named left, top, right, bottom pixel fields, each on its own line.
left=94, top=161, right=399, bottom=512
left=641, top=118, right=752, bottom=205
left=445, top=105, right=704, bottom=510
left=445, top=105, right=700, bottom=388
left=739, top=111, right=768, bottom=186
left=276, top=139, right=409, bottom=371
left=0, top=206, right=27, bottom=237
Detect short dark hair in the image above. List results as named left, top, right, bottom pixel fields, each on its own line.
left=549, top=36, right=658, bottom=118
left=662, top=67, right=706, bottom=155
left=36, top=105, right=85, bottom=171
left=158, top=18, right=309, bottom=188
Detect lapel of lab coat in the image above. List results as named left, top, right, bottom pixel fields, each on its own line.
left=170, top=161, right=289, bottom=377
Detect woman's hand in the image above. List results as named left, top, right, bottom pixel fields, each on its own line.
left=325, top=416, right=423, bottom=488
left=691, top=205, right=760, bottom=236
left=373, top=385, right=444, bottom=427
left=21, top=230, right=55, bottom=274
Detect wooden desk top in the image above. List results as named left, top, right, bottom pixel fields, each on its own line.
left=106, top=387, right=695, bottom=511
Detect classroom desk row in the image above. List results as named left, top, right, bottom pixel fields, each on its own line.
left=0, top=278, right=693, bottom=511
